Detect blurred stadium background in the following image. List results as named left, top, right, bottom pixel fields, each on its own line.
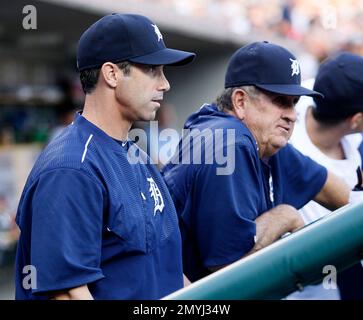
left=1, top=0, right=363, bottom=300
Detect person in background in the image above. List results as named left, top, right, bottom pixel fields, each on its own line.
left=288, top=52, right=363, bottom=300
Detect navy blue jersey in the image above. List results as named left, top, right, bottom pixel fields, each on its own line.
left=15, top=113, right=183, bottom=299
left=161, top=104, right=327, bottom=282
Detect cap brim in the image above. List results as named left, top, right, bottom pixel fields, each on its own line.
left=255, top=84, right=323, bottom=98
left=129, top=48, right=195, bottom=66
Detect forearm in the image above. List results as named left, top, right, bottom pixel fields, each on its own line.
left=52, top=284, right=94, bottom=300
left=314, top=171, right=350, bottom=211
left=246, top=204, right=303, bottom=255
left=208, top=204, right=304, bottom=273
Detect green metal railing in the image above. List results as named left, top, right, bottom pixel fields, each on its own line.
left=163, top=202, right=363, bottom=300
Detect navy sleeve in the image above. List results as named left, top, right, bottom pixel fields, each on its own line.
left=190, top=143, right=260, bottom=268
left=279, top=143, right=328, bottom=209
left=29, top=169, right=105, bottom=295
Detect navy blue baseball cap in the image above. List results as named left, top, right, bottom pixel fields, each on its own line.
left=77, top=13, right=196, bottom=71
left=225, top=41, right=322, bottom=97
left=313, top=52, right=363, bottom=117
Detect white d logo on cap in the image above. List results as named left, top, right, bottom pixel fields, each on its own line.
left=289, top=58, right=300, bottom=77
left=151, top=24, right=163, bottom=42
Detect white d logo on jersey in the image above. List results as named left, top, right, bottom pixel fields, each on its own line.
left=151, top=24, right=163, bottom=42
left=147, top=177, right=164, bottom=215
left=289, top=58, right=300, bottom=76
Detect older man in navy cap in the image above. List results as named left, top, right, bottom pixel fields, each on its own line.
left=288, top=52, right=363, bottom=300
left=162, top=41, right=351, bottom=283
left=15, top=13, right=195, bottom=300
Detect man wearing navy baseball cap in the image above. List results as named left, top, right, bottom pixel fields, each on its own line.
left=288, top=52, right=363, bottom=300
left=15, top=13, right=195, bottom=299
left=77, top=13, right=195, bottom=70
left=162, top=41, right=351, bottom=283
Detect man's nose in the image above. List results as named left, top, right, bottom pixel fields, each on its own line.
left=284, top=107, right=297, bottom=123
left=159, top=71, right=170, bottom=92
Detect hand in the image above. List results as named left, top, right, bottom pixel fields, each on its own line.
left=252, top=204, right=303, bottom=253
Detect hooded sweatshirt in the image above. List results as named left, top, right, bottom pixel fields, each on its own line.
left=161, top=103, right=327, bottom=282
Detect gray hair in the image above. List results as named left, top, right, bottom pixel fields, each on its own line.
left=215, top=85, right=260, bottom=112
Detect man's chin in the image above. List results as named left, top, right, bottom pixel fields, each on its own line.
left=141, top=111, right=156, bottom=122
left=268, top=140, right=288, bottom=156
left=276, top=141, right=288, bottom=150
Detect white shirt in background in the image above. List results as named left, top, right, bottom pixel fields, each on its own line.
left=286, top=79, right=363, bottom=300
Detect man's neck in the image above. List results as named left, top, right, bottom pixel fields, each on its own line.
left=82, top=92, right=131, bottom=141
left=227, top=109, right=269, bottom=159
left=305, top=106, right=346, bottom=160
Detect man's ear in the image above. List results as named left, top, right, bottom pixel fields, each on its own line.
left=100, top=62, right=119, bottom=89
left=231, top=89, right=248, bottom=120
left=349, top=112, right=363, bottom=130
